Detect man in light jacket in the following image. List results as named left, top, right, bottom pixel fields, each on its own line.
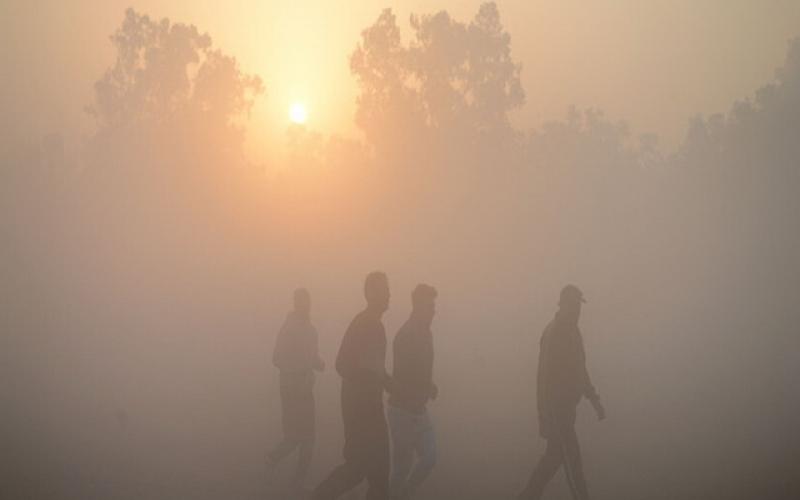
left=268, top=288, right=324, bottom=489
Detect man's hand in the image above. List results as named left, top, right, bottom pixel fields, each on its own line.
left=590, top=396, right=606, bottom=421
left=430, top=382, right=439, bottom=401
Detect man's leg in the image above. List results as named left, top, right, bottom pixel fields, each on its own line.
left=404, top=412, right=437, bottom=497
left=269, top=380, right=302, bottom=466
left=560, top=425, right=589, bottom=500
left=293, top=378, right=316, bottom=487
left=313, top=385, right=371, bottom=500
left=293, top=436, right=314, bottom=487
left=268, top=437, right=299, bottom=466
left=364, top=420, right=391, bottom=500
left=312, top=459, right=365, bottom=500
left=519, top=438, right=563, bottom=499
left=388, top=406, right=415, bottom=497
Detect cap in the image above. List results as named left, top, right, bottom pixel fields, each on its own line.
left=559, top=284, right=586, bottom=305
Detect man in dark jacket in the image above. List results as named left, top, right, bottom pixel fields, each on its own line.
left=267, top=288, right=325, bottom=489
left=387, top=284, right=439, bottom=499
left=313, top=272, right=392, bottom=500
left=519, top=285, right=605, bottom=500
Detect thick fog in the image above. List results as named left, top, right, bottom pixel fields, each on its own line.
left=2, top=3, right=799, bottom=499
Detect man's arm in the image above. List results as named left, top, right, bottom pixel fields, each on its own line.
left=536, top=330, right=558, bottom=438
left=428, top=339, right=438, bottom=400
left=272, top=320, right=287, bottom=370
left=335, top=318, right=361, bottom=379
left=390, top=332, right=413, bottom=398
left=311, top=327, right=325, bottom=372
left=335, top=315, right=385, bottom=385
left=579, top=333, right=605, bottom=420
left=537, top=337, right=552, bottom=418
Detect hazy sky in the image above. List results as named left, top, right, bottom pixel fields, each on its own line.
left=3, top=0, right=799, bottom=155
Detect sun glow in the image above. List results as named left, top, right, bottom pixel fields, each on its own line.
left=289, top=102, right=308, bottom=124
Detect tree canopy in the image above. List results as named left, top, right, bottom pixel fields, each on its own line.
left=350, top=2, right=524, bottom=154
left=87, top=8, right=263, bottom=162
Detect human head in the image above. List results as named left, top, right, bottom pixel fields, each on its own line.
left=411, top=284, right=437, bottom=325
left=293, top=287, right=311, bottom=317
left=558, top=284, right=586, bottom=318
left=364, top=271, right=390, bottom=313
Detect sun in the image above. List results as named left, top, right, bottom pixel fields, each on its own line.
left=289, top=102, right=308, bottom=124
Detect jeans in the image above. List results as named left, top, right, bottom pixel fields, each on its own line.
left=387, top=404, right=437, bottom=498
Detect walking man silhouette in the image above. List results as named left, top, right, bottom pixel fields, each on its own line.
left=387, top=284, right=439, bottom=499
left=268, top=288, right=325, bottom=490
left=519, top=285, right=605, bottom=500
left=313, top=272, right=392, bottom=500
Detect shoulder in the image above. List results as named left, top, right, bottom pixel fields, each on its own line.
left=541, top=320, right=555, bottom=341
left=278, top=313, right=293, bottom=335
left=393, top=322, right=411, bottom=345
left=346, top=310, right=372, bottom=335
left=349, top=310, right=367, bottom=327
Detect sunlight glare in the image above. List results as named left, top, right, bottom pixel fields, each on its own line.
left=289, top=102, right=308, bottom=124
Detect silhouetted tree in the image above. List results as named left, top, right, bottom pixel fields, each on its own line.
left=675, top=37, right=800, bottom=327
left=675, top=36, right=800, bottom=245
left=410, top=3, right=524, bottom=134
left=527, top=107, right=638, bottom=171
left=680, top=37, right=800, bottom=170
left=350, top=2, right=524, bottom=156
left=350, top=9, right=425, bottom=154
left=87, top=8, right=263, bottom=164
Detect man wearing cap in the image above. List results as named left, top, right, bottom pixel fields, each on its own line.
left=519, top=285, right=606, bottom=500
